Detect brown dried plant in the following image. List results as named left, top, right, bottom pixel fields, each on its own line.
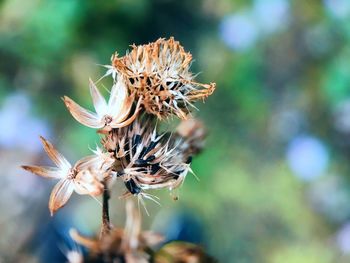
left=22, top=37, right=216, bottom=262
left=63, top=78, right=141, bottom=131
left=22, top=136, right=113, bottom=215
left=111, top=37, right=216, bottom=119
left=102, top=116, right=194, bottom=203
left=70, top=201, right=163, bottom=262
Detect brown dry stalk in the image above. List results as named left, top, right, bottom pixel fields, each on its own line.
left=101, top=181, right=111, bottom=237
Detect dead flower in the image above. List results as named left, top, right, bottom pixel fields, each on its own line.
left=70, top=200, right=163, bottom=262
left=63, top=78, right=141, bottom=131
left=155, top=242, right=217, bottom=263
left=111, top=37, right=216, bottom=119
left=176, top=118, right=206, bottom=156
left=21, top=136, right=110, bottom=215
left=102, top=116, right=193, bottom=202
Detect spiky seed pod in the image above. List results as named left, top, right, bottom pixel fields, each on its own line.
left=111, top=37, right=216, bottom=119
left=101, top=116, right=192, bottom=197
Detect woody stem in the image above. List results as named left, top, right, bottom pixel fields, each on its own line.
left=101, top=180, right=111, bottom=237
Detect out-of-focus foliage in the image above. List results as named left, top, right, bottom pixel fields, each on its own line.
left=2, top=0, right=350, bottom=262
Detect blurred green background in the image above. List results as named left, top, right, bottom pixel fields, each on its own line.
left=2, top=0, right=350, bottom=262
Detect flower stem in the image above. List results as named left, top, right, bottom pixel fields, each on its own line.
left=101, top=181, right=111, bottom=237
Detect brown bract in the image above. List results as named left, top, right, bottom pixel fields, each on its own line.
left=111, top=37, right=216, bottom=119
left=101, top=116, right=193, bottom=200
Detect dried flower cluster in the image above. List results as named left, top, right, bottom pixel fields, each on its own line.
left=22, top=37, right=215, bottom=262
left=70, top=201, right=164, bottom=262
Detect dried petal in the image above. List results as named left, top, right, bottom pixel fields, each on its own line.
left=49, top=179, right=74, bottom=215
left=21, top=165, right=64, bottom=179
left=39, top=136, right=71, bottom=170
left=74, top=170, right=104, bottom=196
left=63, top=96, right=104, bottom=128
left=89, top=78, right=107, bottom=116
left=64, top=78, right=138, bottom=130
left=110, top=97, right=142, bottom=128
left=108, top=79, right=129, bottom=117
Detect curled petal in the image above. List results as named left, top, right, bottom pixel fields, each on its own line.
left=63, top=96, right=104, bottom=128
left=74, top=170, right=104, bottom=196
left=110, top=97, right=141, bottom=128
left=89, top=78, right=107, bottom=117
left=21, top=165, right=64, bottom=179
left=74, top=155, right=102, bottom=171
left=113, top=91, right=137, bottom=123
left=108, top=79, right=129, bottom=117
left=49, top=179, right=74, bottom=216
left=75, top=153, right=114, bottom=173
left=39, top=136, right=71, bottom=170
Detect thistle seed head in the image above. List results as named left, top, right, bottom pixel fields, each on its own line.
left=101, top=116, right=193, bottom=196
left=112, top=37, right=216, bottom=119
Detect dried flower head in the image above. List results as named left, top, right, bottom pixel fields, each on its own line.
left=155, top=242, right=217, bottom=263
left=111, top=37, right=216, bottom=119
left=102, top=116, right=193, bottom=201
left=176, top=118, right=206, bottom=156
left=63, top=78, right=141, bottom=131
left=22, top=136, right=113, bottom=215
left=70, top=201, right=163, bottom=262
